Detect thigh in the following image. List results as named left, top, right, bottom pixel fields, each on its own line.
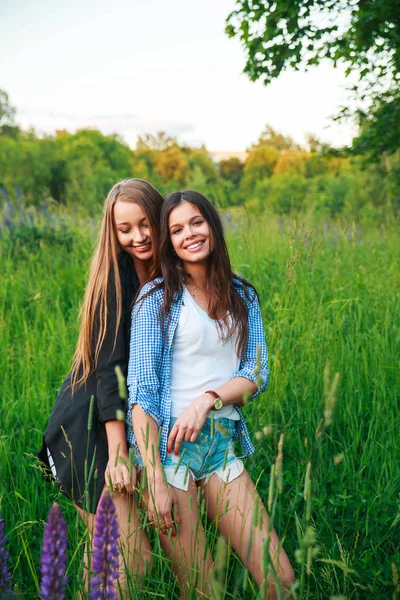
left=158, top=477, right=213, bottom=599
left=76, top=487, right=152, bottom=559
left=202, top=469, right=294, bottom=589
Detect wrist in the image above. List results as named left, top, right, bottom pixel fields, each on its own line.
left=107, top=442, right=129, bottom=457
left=204, top=390, right=223, bottom=411
left=151, top=471, right=168, bottom=490
left=203, top=392, right=215, bottom=410
left=194, top=394, right=214, bottom=413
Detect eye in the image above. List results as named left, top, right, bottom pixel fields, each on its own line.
left=119, top=228, right=130, bottom=234
left=194, top=220, right=204, bottom=226
left=171, top=228, right=182, bottom=235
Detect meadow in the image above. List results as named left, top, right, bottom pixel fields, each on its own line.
left=0, top=206, right=399, bottom=599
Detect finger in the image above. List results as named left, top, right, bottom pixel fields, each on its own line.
left=148, top=510, right=155, bottom=527
left=163, top=512, right=175, bottom=535
left=184, top=427, right=194, bottom=442
left=120, top=467, right=134, bottom=494
left=167, top=423, right=179, bottom=453
left=189, top=428, right=199, bottom=443
left=130, top=465, right=137, bottom=489
left=173, top=429, right=185, bottom=455
left=123, top=473, right=134, bottom=494
left=104, top=470, right=112, bottom=487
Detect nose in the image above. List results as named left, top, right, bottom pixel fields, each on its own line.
left=132, top=226, right=147, bottom=244
left=183, top=224, right=196, bottom=239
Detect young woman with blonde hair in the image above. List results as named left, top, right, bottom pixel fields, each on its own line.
left=39, top=178, right=163, bottom=596
left=127, top=190, right=295, bottom=598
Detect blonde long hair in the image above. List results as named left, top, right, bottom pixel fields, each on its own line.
left=71, top=179, right=163, bottom=390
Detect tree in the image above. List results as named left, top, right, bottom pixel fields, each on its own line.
left=185, top=147, right=218, bottom=184
left=219, top=157, right=244, bottom=185
left=242, top=144, right=279, bottom=191
left=0, top=89, right=20, bottom=138
left=273, top=150, right=308, bottom=176
left=136, top=131, right=177, bottom=151
left=154, top=145, right=188, bottom=185
left=253, top=125, right=300, bottom=152
left=226, top=0, right=400, bottom=155
left=0, top=89, right=16, bottom=127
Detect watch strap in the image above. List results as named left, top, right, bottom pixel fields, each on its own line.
left=204, top=390, right=220, bottom=401
left=205, top=390, right=223, bottom=411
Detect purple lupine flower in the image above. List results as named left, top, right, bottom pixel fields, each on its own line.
left=40, top=503, right=68, bottom=600
left=89, top=493, right=120, bottom=600
left=0, top=516, right=13, bottom=596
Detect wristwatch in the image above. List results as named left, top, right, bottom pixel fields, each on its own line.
left=205, top=390, right=223, bottom=411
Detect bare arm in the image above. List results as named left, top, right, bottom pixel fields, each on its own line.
left=104, top=420, right=135, bottom=493
left=167, top=377, right=257, bottom=455
left=214, top=376, right=257, bottom=408
left=132, top=405, right=179, bottom=532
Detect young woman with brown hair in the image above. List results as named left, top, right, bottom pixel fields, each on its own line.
left=39, top=178, right=163, bottom=596
left=126, top=190, right=295, bottom=598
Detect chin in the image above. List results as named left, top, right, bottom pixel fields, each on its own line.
left=185, top=253, right=210, bottom=264
left=133, top=251, right=153, bottom=262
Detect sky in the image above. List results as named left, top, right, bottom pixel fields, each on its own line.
left=1, top=0, right=358, bottom=152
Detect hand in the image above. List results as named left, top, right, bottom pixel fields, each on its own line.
left=148, top=477, right=180, bottom=535
left=167, top=394, right=211, bottom=455
left=104, top=452, right=136, bottom=494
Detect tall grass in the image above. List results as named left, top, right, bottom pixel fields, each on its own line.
left=0, top=210, right=399, bottom=599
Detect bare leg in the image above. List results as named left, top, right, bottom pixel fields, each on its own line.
left=75, top=487, right=152, bottom=599
left=202, top=469, right=295, bottom=599
left=156, top=476, right=214, bottom=600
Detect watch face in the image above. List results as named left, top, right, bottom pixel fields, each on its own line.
left=214, top=397, right=223, bottom=410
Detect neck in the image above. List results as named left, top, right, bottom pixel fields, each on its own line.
left=133, top=258, right=151, bottom=286
left=184, top=262, right=207, bottom=290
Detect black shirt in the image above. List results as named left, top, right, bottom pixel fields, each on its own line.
left=38, top=252, right=139, bottom=511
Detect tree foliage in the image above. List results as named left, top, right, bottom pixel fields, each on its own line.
left=0, top=89, right=16, bottom=127
left=252, top=125, right=300, bottom=152
left=242, top=144, right=279, bottom=189
left=154, top=145, right=188, bottom=185
left=226, top=0, right=400, bottom=155
left=219, top=157, right=244, bottom=185
left=0, top=85, right=398, bottom=221
left=137, top=131, right=177, bottom=151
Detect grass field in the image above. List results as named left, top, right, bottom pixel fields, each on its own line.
left=0, top=211, right=399, bottom=599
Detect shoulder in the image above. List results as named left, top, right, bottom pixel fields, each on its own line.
left=232, top=274, right=258, bottom=305
left=136, top=277, right=165, bottom=305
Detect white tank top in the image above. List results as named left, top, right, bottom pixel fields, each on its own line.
left=170, top=287, right=240, bottom=420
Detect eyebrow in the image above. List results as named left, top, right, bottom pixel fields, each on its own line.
left=116, top=218, right=148, bottom=226
left=169, top=214, right=203, bottom=230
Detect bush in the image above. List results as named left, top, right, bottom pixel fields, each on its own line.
left=0, top=201, right=78, bottom=254
left=247, top=174, right=309, bottom=215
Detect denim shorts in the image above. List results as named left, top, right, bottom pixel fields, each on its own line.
left=163, top=417, right=243, bottom=491
left=133, top=417, right=243, bottom=491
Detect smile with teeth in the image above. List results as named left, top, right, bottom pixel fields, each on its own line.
left=185, top=240, right=205, bottom=251
left=133, top=242, right=151, bottom=252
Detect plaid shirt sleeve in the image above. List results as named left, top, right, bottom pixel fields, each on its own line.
left=127, top=283, right=164, bottom=426
left=232, top=287, right=270, bottom=399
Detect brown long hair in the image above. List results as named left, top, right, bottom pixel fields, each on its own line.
left=160, top=190, right=254, bottom=358
left=71, top=179, right=163, bottom=389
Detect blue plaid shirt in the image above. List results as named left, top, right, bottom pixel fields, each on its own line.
left=126, top=277, right=270, bottom=463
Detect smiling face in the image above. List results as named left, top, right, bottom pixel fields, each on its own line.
left=114, top=199, right=153, bottom=262
left=168, top=200, right=212, bottom=266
